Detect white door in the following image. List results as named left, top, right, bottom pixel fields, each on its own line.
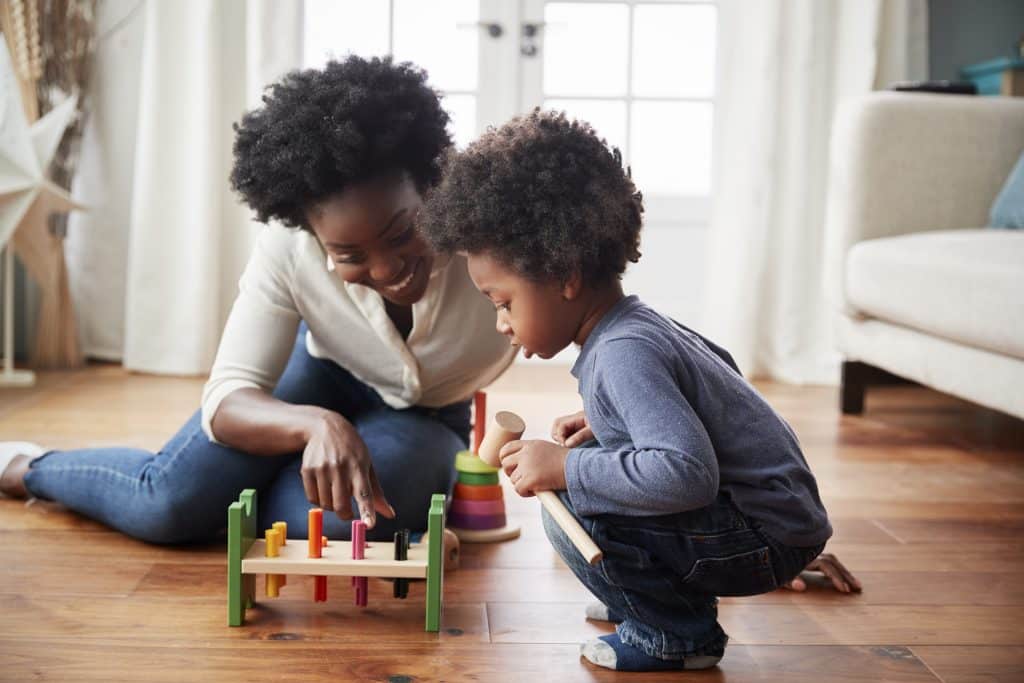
left=303, top=0, right=719, bottom=361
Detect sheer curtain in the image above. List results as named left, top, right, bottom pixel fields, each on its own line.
left=66, top=0, right=303, bottom=374
left=701, top=0, right=927, bottom=383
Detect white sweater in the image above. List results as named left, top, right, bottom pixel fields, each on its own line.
left=201, top=227, right=516, bottom=442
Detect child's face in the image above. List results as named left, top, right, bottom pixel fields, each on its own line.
left=466, top=252, right=581, bottom=359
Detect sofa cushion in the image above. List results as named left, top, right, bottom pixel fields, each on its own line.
left=990, top=150, right=1024, bottom=229
left=845, top=229, right=1024, bottom=360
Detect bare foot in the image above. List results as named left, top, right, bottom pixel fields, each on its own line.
left=0, top=453, right=36, bottom=499
left=443, top=528, right=460, bottom=571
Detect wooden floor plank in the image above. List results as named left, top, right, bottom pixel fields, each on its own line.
left=485, top=602, right=1024, bottom=647
left=912, top=646, right=1024, bottom=683
left=0, top=640, right=944, bottom=683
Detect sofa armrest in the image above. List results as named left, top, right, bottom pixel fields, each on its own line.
left=823, top=92, right=1024, bottom=307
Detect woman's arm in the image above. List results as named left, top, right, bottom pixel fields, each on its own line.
left=211, top=389, right=396, bottom=527
left=201, top=230, right=395, bottom=527
left=210, top=387, right=326, bottom=456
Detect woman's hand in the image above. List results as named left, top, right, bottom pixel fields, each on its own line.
left=498, top=439, right=570, bottom=497
left=551, top=410, right=594, bottom=448
left=301, top=411, right=395, bottom=528
left=783, top=552, right=862, bottom=593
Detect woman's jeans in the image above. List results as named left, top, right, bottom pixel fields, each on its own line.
left=24, top=327, right=470, bottom=544
left=543, top=489, right=824, bottom=661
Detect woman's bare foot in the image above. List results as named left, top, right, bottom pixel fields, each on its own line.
left=0, top=442, right=46, bottom=498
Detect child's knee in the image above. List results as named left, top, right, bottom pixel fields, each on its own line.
left=540, top=506, right=575, bottom=559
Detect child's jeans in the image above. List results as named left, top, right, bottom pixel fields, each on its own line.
left=24, top=324, right=470, bottom=544
left=543, top=490, right=825, bottom=661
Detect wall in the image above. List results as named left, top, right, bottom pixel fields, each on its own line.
left=929, top=0, right=1024, bottom=81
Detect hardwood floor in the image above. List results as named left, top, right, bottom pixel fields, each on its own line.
left=1, top=363, right=1022, bottom=682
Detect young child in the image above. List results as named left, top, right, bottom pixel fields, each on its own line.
left=420, top=110, right=835, bottom=672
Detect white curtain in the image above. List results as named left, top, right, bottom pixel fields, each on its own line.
left=66, top=0, right=303, bottom=374
left=701, top=0, right=927, bottom=384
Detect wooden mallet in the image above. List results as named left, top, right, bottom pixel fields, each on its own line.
left=478, top=411, right=603, bottom=565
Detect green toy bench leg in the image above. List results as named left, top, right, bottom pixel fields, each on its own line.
left=425, top=493, right=446, bottom=632
left=228, top=489, right=258, bottom=626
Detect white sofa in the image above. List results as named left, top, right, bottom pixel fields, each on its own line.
left=824, top=93, right=1024, bottom=419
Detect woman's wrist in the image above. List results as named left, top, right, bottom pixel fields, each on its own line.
left=290, top=404, right=340, bottom=444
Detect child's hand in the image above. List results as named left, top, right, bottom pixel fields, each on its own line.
left=498, top=439, right=569, bottom=497
left=551, top=410, right=594, bottom=448
left=783, top=552, right=862, bottom=593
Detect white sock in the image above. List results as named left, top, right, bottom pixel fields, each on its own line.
left=585, top=601, right=613, bottom=621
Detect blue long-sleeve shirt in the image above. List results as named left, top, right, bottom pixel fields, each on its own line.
left=565, top=296, right=832, bottom=548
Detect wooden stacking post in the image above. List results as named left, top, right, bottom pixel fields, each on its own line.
left=473, top=391, right=487, bottom=453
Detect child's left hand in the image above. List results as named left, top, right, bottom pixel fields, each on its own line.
left=497, top=439, right=569, bottom=497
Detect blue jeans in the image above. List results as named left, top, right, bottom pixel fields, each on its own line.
left=24, top=327, right=470, bottom=544
left=543, top=489, right=824, bottom=661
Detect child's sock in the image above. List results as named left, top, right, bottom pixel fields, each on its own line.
left=580, top=633, right=723, bottom=672
left=584, top=601, right=624, bottom=623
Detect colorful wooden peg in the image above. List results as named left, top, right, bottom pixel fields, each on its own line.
left=308, top=509, right=323, bottom=558
left=308, top=508, right=327, bottom=602
left=393, top=528, right=410, bottom=599
left=264, top=528, right=282, bottom=598
left=351, top=520, right=368, bottom=607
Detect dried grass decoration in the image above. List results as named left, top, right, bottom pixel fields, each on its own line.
left=0, top=0, right=97, bottom=369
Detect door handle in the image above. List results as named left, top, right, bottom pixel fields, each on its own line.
left=457, top=21, right=504, bottom=39
left=521, top=22, right=544, bottom=57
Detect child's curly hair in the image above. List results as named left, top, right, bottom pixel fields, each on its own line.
left=421, top=109, right=643, bottom=287
left=230, top=56, right=451, bottom=229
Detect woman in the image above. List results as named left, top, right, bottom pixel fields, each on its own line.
left=0, top=56, right=515, bottom=542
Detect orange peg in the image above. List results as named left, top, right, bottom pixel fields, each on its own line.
left=308, top=509, right=323, bottom=558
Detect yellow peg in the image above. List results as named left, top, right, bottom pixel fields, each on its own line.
left=265, top=528, right=282, bottom=597
left=273, top=521, right=287, bottom=545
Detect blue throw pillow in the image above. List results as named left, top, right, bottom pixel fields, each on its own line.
left=990, top=151, right=1024, bottom=229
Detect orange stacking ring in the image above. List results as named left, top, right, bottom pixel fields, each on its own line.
left=453, top=483, right=503, bottom=501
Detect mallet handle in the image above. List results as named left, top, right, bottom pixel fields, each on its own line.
left=536, top=491, right=603, bottom=565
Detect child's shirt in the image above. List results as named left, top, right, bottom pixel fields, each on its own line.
left=565, top=295, right=832, bottom=548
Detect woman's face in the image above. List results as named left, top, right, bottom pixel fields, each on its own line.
left=307, top=175, right=435, bottom=306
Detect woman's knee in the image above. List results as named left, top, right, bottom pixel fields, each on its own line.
left=120, top=486, right=226, bottom=544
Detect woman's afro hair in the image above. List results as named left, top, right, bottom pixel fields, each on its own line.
left=230, top=55, right=451, bottom=229
left=421, top=109, right=643, bottom=288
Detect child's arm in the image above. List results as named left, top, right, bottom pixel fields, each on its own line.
left=551, top=410, right=593, bottom=448
left=565, top=337, right=719, bottom=517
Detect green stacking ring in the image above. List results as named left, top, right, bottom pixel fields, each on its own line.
left=455, top=450, right=499, bottom=474
left=458, top=470, right=500, bottom=486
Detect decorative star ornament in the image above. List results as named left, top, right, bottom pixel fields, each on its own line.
left=0, top=34, right=80, bottom=254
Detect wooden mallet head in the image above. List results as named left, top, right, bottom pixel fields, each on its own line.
left=477, top=411, right=526, bottom=467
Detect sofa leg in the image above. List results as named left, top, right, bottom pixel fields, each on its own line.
left=840, top=361, right=868, bottom=414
